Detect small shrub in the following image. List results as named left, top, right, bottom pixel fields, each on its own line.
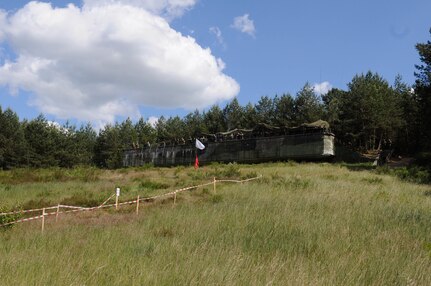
left=394, top=167, right=430, bottom=184
left=188, top=170, right=205, bottom=181
left=279, top=176, right=313, bottom=190
left=323, top=174, right=337, bottom=181
left=259, top=177, right=271, bottom=184
left=0, top=206, right=22, bottom=229
left=80, top=168, right=100, bottom=182
left=135, top=163, right=154, bottom=171
left=270, top=171, right=283, bottom=181
left=222, top=163, right=241, bottom=178
left=174, top=166, right=185, bottom=177
left=209, top=194, right=223, bottom=204
left=242, top=171, right=258, bottom=180
left=286, top=160, right=298, bottom=166
left=373, top=191, right=390, bottom=202
left=377, top=165, right=430, bottom=184
left=139, top=180, right=169, bottom=190
left=1, top=185, right=12, bottom=192
left=36, top=189, right=51, bottom=198
left=22, top=198, right=52, bottom=210
left=362, top=177, right=383, bottom=184
left=60, top=194, right=100, bottom=207
left=154, top=227, right=174, bottom=238
left=157, top=168, right=166, bottom=177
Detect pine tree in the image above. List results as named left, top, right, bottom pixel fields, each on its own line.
left=414, top=28, right=431, bottom=149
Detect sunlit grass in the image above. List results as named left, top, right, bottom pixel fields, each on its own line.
left=1, top=163, right=430, bottom=285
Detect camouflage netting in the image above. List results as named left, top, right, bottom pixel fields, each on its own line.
left=199, top=120, right=331, bottom=143
left=208, top=120, right=330, bottom=136
left=301, top=120, right=330, bottom=130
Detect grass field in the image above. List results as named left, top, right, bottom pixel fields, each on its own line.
left=1, top=162, right=431, bottom=285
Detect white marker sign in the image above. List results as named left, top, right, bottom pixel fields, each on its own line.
left=116, top=187, right=121, bottom=197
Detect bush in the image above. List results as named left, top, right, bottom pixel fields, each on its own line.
left=0, top=206, right=22, bottom=229
left=377, top=165, right=431, bottom=184
left=242, top=171, right=258, bottom=180
left=222, top=163, right=241, bottom=178
left=139, top=180, right=169, bottom=190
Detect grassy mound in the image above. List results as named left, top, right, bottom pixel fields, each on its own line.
left=0, top=163, right=430, bottom=285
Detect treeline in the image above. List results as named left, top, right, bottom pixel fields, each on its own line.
left=0, top=29, right=430, bottom=169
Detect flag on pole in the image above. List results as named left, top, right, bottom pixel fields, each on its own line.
left=195, top=139, right=204, bottom=169
left=194, top=154, right=199, bottom=169
left=195, top=139, right=205, bottom=150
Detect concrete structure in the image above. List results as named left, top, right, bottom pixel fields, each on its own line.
left=123, top=130, right=335, bottom=167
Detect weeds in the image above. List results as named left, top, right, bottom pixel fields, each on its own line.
left=377, top=166, right=430, bottom=184
left=139, top=180, right=170, bottom=190
left=209, top=194, right=223, bottom=204
left=0, top=206, right=22, bottom=229
left=362, top=177, right=383, bottom=184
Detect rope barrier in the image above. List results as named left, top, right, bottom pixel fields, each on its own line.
left=0, top=206, right=58, bottom=216
left=0, top=175, right=261, bottom=228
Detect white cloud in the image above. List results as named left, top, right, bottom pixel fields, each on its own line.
left=0, top=10, right=6, bottom=42
left=0, top=2, right=239, bottom=125
left=209, top=26, right=226, bottom=49
left=148, top=116, right=159, bottom=127
left=232, top=14, right=255, bottom=37
left=313, top=81, right=332, bottom=95
left=47, top=120, right=70, bottom=134
left=83, top=0, right=197, bottom=20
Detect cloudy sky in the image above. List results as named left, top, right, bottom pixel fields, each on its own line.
left=0, top=0, right=430, bottom=127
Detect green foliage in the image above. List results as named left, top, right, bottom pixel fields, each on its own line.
left=361, top=177, right=383, bottom=185
left=60, top=193, right=101, bottom=207
left=0, top=107, right=27, bottom=169
left=138, top=180, right=169, bottom=191
left=255, top=95, right=275, bottom=124
left=242, top=171, right=258, bottom=180
left=331, top=72, right=404, bottom=150
left=223, top=163, right=241, bottom=178
left=203, top=105, right=226, bottom=134
left=293, top=83, right=324, bottom=125
left=223, top=98, right=244, bottom=130
left=0, top=206, right=21, bottom=229
left=274, top=93, right=295, bottom=126
left=414, top=28, right=431, bottom=150
left=209, top=194, right=223, bottom=204
left=376, top=165, right=430, bottom=184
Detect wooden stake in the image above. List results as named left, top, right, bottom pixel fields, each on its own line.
left=136, top=196, right=140, bottom=215
left=42, top=208, right=45, bottom=233
left=55, top=204, right=60, bottom=222
left=173, top=191, right=177, bottom=205
left=213, top=177, right=216, bottom=194
left=115, top=187, right=120, bottom=210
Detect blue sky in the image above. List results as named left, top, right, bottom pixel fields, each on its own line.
left=0, top=0, right=430, bottom=128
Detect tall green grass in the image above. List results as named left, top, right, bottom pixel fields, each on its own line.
left=0, top=163, right=430, bottom=285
